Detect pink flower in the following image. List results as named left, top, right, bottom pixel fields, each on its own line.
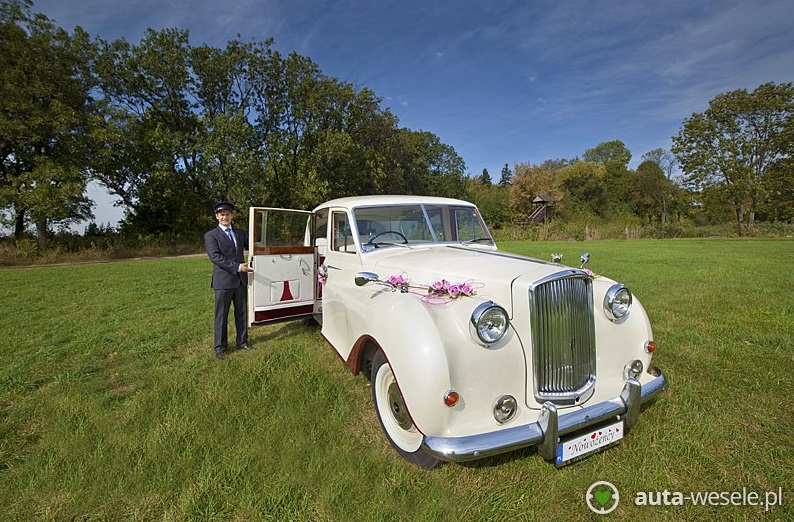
left=388, top=273, right=407, bottom=286
left=317, top=265, right=329, bottom=285
left=428, top=279, right=476, bottom=299
left=430, top=280, right=447, bottom=293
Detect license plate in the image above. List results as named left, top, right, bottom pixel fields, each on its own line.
left=556, top=420, right=624, bottom=466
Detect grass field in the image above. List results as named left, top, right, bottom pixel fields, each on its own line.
left=1, top=238, right=792, bottom=521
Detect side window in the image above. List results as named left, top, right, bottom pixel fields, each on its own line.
left=265, top=211, right=308, bottom=247
left=252, top=209, right=313, bottom=254
left=331, top=211, right=356, bottom=253
left=314, top=209, right=328, bottom=243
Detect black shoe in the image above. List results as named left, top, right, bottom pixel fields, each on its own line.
left=237, top=344, right=252, bottom=350
left=215, top=350, right=225, bottom=359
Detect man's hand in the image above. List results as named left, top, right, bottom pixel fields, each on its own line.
left=239, top=263, right=254, bottom=273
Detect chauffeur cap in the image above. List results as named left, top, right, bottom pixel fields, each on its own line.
left=213, top=201, right=237, bottom=213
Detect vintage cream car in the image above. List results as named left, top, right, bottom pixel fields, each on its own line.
left=247, top=195, right=667, bottom=468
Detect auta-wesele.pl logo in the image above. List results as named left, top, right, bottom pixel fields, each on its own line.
left=585, top=482, right=785, bottom=515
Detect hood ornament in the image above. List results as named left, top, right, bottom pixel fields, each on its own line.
left=580, top=252, right=590, bottom=269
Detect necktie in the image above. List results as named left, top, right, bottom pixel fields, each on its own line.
left=226, top=228, right=236, bottom=247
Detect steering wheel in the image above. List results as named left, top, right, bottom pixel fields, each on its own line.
left=366, top=230, right=409, bottom=247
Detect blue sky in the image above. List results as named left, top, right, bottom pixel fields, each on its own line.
left=28, top=0, right=794, bottom=227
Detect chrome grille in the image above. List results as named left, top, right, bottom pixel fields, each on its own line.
left=529, top=272, right=596, bottom=404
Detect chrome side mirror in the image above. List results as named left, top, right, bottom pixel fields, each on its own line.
left=354, top=272, right=381, bottom=287
left=580, top=253, right=590, bottom=269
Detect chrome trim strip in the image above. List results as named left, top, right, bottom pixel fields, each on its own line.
left=422, top=371, right=667, bottom=462
left=446, top=246, right=563, bottom=267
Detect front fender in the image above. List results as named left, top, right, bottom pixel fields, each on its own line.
left=353, top=289, right=452, bottom=437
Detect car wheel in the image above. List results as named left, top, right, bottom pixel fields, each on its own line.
left=371, top=350, right=442, bottom=469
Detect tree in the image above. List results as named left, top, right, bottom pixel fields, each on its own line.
left=92, top=28, right=209, bottom=236
left=190, top=39, right=266, bottom=210
left=583, top=140, right=632, bottom=211
left=464, top=178, right=508, bottom=228
left=477, top=168, right=492, bottom=186
left=1, top=0, right=96, bottom=247
left=583, top=140, right=632, bottom=176
left=672, top=82, right=794, bottom=234
left=555, top=161, right=607, bottom=216
left=407, top=130, right=466, bottom=198
left=498, top=163, right=512, bottom=186
left=626, top=160, right=681, bottom=224
left=1, top=6, right=469, bottom=241
left=509, top=162, right=561, bottom=221
left=641, top=147, right=677, bottom=180
left=758, top=157, right=794, bottom=222
left=540, top=158, right=574, bottom=172
left=90, top=28, right=467, bottom=236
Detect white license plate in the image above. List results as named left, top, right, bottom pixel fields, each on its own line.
left=556, top=420, right=624, bottom=465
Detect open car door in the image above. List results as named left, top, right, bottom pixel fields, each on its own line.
left=247, top=207, right=316, bottom=325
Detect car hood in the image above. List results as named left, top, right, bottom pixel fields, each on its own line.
left=368, top=245, right=569, bottom=310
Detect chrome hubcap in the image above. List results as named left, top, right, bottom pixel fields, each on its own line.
left=387, top=382, right=413, bottom=430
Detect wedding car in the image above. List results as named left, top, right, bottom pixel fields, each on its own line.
left=246, top=195, right=667, bottom=468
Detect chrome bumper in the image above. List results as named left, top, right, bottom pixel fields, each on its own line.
left=422, top=369, right=667, bottom=463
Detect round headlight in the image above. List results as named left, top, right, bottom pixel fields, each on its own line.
left=470, top=302, right=509, bottom=344
left=493, top=395, right=517, bottom=424
left=603, top=284, right=632, bottom=323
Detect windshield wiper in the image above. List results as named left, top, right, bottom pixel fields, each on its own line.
left=462, top=237, right=493, bottom=245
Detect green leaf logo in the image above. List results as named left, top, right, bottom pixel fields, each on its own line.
left=593, top=488, right=612, bottom=506
left=586, top=481, right=620, bottom=515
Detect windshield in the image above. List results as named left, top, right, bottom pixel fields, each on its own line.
left=353, top=204, right=493, bottom=251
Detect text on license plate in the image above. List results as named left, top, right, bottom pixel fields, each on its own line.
left=556, top=420, right=624, bottom=465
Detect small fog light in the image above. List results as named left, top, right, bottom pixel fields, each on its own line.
left=493, top=395, right=517, bottom=424
left=645, top=340, right=657, bottom=353
left=623, top=359, right=644, bottom=380
left=444, top=390, right=460, bottom=407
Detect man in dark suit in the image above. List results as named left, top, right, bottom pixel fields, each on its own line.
left=204, top=202, right=254, bottom=359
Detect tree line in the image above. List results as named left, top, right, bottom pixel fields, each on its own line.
left=469, top=81, right=793, bottom=237
left=1, top=0, right=466, bottom=248
left=2, top=0, right=792, bottom=250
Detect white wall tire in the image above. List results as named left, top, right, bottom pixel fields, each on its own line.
left=371, top=350, right=441, bottom=469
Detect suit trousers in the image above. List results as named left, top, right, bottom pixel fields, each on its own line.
left=214, top=282, right=248, bottom=353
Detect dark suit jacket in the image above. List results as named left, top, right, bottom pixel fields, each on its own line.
left=204, top=226, right=249, bottom=290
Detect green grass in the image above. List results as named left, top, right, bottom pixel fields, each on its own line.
left=1, top=239, right=792, bottom=521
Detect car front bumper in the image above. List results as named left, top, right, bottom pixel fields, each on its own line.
left=422, top=368, right=667, bottom=463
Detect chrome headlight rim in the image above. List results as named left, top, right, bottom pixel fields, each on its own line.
left=470, top=301, right=510, bottom=345
left=603, top=284, right=632, bottom=323
left=623, top=359, right=644, bottom=380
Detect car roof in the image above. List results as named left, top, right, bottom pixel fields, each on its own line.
left=314, top=195, right=476, bottom=211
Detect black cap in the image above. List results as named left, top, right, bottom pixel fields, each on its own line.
left=214, top=201, right=237, bottom=213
